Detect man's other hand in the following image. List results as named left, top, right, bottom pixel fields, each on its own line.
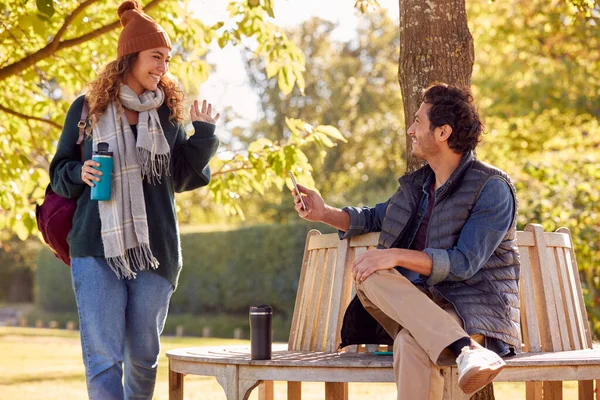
left=352, top=249, right=400, bottom=283
left=292, top=184, right=326, bottom=222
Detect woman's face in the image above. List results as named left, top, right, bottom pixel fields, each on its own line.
left=124, top=47, right=171, bottom=95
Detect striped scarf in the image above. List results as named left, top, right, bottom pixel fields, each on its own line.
left=92, top=85, right=170, bottom=279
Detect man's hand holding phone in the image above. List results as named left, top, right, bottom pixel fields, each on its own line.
left=289, top=172, right=326, bottom=222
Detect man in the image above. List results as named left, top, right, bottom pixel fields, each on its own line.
left=292, top=83, right=520, bottom=399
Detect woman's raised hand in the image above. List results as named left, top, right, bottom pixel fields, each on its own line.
left=190, top=99, right=220, bottom=125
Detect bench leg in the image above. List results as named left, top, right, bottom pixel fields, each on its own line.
left=239, top=379, right=261, bottom=400
left=442, top=367, right=471, bottom=400
left=216, top=365, right=260, bottom=400
left=288, top=381, right=302, bottom=400
left=543, top=381, right=562, bottom=400
left=325, top=382, right=348, bottom=400
left=259, top=380, right=274, bottom=400
left=579, top=380, right=594, bottom=400
left=168, top=367, right=184, bottom=400
left=526, top=382, right=543, bottom=400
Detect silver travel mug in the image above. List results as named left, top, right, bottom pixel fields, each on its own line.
left=249, top=305, right=272, bottom=360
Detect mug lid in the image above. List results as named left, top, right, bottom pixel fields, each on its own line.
left=94, top=141, right=113, bottom=157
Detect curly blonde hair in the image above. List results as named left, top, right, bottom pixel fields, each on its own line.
left=85, top=53, right=185, bottom=134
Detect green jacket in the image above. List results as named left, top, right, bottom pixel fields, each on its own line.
left=49, top=95, right=219, bottom=289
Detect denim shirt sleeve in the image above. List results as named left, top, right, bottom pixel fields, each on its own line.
left=338, top=198, right=391, bottom=239
left=424, top=178, right=515, bottom=285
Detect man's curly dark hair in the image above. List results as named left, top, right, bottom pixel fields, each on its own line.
left=422, top=83, right=484, bottom=154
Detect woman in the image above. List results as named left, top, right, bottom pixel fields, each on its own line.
left=49, top=1, right=219, bottom=398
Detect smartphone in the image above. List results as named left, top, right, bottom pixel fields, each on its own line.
left=288, top=172, right=308, bottom=211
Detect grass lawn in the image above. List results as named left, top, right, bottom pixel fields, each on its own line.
left=0, top=327, right=580, bottom=399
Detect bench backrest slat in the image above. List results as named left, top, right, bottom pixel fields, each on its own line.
left=554, top=245, right=581, bottom=349
left=313, top=247, right=338, bottom=350
left=557, top=227, right=592, bottom=348
left=288, top=224, right=591, bottom=355
left=518, top=245, right=542, bottom=352
left=324, top=239, right=351, bottom=352
left=525, top=224, right=564, bottom=351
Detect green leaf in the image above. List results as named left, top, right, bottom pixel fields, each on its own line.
left=36, top=0, right=54, bottom=19
left=265, top=62, right=279, bottom=79
left=313, top=132, right=335, bottom=147
left=277, top=66, right=293, bottom=95
left=248, top=138, right=274, bottom=153
left=13, top=219, right=29, bottom=241
left=217, top=33, right=229, bottom=49
left=211, top=21, right=225, bottom=30
left=315, top=125, right=347, bottom=143
left=264, top=0, right=275, bottom=18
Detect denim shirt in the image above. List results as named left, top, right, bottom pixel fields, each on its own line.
left=339, top=174, right=515, bottom=286
left=338, top=174, right=516, bottom=356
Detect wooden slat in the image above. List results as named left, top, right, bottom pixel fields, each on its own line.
left=543, top=381, right=563, bottom=400
left=526, top=224, right=563, bottom=351
left=289, top=230, right=321, bottom=349
left=325, top=382, right=348, bottom=400
left=258, top=380, right=274, bottom=400
left=544, top=245, right=573, bottom=351
left=561, top=244, right=590, bottom=351
left=348, top=232, right=379, bottom=247
left=554, top=246, right=580, bottom=350
left=290, top=248, right=316, bottom=350
left=557, top=227, right=593, bottom=349
left=169, top=366, right=184, bottom=400
left=516, top=231, right=571, bottom=249
left=364, top=344, right=378, bottom=352
left=546, top=232, right=572, bottom=249
left=344, top=345, right=358, bottom=353
left=518, top=231, right=535, bottom=247
left=301, top=249, right=327, bottom=351
left=519, top=246, right=542, bottom=352
left=334, top=245, right=357, bottom=349
left=307, top=233, right=340, bottom=250
left=578, top=380, right=594, bottom=400
left=526, top=382, right=543, bottom=400
left=288, top=381, right=302, bottom=400
left=295, top=249, right=320, bottom=351
left=325, top=239, right=350, bottom=353
left=314, top=248, right=337, bottom=351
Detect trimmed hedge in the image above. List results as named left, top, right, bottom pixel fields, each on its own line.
left=34, top=222, right=334, bottom=336
left=35, top=249, right=77, bottom=313
left=172, top=222, right=333, bottom=318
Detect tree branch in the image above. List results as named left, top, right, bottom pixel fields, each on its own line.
left=53, top=0, right=101, bottom=44
left=0, top=104, right=62, bottom=129
left=0, top=0, right=166, bottom=81
left=212, top=166, right=252, bottom=177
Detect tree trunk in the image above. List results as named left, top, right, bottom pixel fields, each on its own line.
left=397, top=1, right=494, bottom=398
left=398, top=0, right=474, bottom=173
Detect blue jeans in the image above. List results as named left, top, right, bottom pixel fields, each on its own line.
left=71, top=257, right=174, bottom=400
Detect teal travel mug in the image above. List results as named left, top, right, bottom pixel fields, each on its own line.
left=90, top=142, right=113, bottom=201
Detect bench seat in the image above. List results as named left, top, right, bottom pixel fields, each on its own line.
left=167, top=224, right=600, bottom=399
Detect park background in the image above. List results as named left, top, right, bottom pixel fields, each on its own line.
left=0, top=0, right=599, bottom=398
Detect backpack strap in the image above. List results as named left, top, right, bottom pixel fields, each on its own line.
left=77, top=98, right=89, bottom=161
left=77, top=99, right=89, bottom=145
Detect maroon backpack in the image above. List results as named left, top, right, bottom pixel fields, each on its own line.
left=36, top=100, right=88, bottom=266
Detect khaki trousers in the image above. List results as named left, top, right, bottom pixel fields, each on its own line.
left=355, top=268, right=471, bottom=400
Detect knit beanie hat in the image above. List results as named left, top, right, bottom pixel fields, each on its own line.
left=117, top=0, right=172, bottom=58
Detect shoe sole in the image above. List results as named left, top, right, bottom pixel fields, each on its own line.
left=458, top=362, right=505, bottom=395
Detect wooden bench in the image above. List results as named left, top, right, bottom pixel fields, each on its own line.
left=166, top=223, right=600, bottom=399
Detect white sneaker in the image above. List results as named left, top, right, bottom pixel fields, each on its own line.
left=456, top=341, right=506, bottom=394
